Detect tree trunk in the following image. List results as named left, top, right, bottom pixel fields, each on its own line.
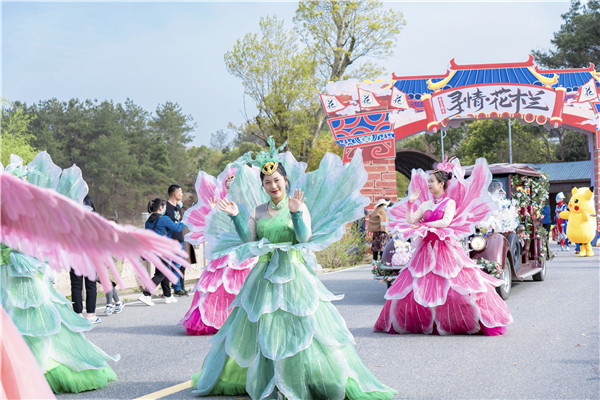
left=309, top=112, right=327, bottom=155
left=539, top=127, right=553, bottom=162
left=554, top=127, right=566, bottom=161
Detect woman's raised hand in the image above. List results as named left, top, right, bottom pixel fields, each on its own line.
left=218, top=198, right=239, bottom=216
left=408, top=188, right=421, bottom=203
left=208, top=197, right=219, bottom=210
left=288, top=189, right=306, bottom=214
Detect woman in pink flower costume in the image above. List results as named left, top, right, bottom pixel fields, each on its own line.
left=179, top=164, right=258, bottom=335
left=374, top=157, right=512, bottom=336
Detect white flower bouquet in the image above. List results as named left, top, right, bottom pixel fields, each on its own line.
left=477, top=194, right=519, bottom=234
left=391, top=239, right=413, bottom=266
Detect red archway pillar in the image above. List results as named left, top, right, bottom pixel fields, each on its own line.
left=361, top=159, right=398, bottom=212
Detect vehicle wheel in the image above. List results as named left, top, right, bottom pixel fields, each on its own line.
left=496, top=254, right=512, bottom=300
left=532, top=256, right=546, bottom=281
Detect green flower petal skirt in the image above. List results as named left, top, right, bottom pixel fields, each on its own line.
left=192, top=255, right=397, bottom=400
left=1, top=245, right=119, bottom=394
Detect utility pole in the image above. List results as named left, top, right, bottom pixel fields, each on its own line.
left=440, top=130, right=447, bottom=160
left=508, top=119, right=515, bottom=163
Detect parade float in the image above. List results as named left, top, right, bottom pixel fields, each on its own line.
left=371, top=238, right=413, bottom=288
left=464, top=163, right=553, bottom=299
left=371, top=163, right=553, bottom=299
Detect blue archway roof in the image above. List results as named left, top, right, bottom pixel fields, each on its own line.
left=391, top=55, right=600, bottom=96
left=553, top=70, right=599, bottom=92
left=392, top=79, right=434, bottom=99
left=443, top=67, right=545, bottom=88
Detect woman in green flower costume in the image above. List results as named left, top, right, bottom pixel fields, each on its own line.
left=192, top=138, right=397, bottom=399
left=1, top=152, right=118, bottom=393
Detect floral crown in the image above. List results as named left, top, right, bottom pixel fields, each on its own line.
left=432, top=156, right=456, bottom=175
left=234, top=136, right=286, bottom=175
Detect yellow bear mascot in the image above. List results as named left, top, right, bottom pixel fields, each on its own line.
left=559, top=187, right=596, bottom=257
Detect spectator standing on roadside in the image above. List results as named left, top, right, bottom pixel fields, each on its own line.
left=138, top=198, right=186, bottom=306
left=353, top=208, right=369, bottom=235
left=70, top=194, right=101, bottom=323
left=369, top=199, right=391, bottom=261
left=166, top=184, right=188, bottom=296
left=541, top=202, right=552, bottom=241
left=103, top=218, right=125, bottom=315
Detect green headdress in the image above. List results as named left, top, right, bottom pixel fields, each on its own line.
left=235, top=136, right=286, bottom=175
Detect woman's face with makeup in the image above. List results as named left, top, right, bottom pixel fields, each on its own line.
left=262, top=171, right=286, bottom=201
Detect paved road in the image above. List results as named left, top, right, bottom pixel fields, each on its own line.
left=58, top=243, right=599, bottom=400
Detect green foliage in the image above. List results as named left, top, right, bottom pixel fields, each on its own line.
left=209, top=129, right=231, bottom=151
left=1, top=99, right=38, bottom=166
left=225, top=15, right=319, bottom=161
left=294, top=0, right=407, bottom=153
left=150, top=101, right=196, bottom=182
left=190, top=142, right=265, bottom=178
left=315, top=223, right=366, bottom=269
left=9, top=98, right=194, bottom=221
left=225, top=2, right=407, bottom=167
left=511, top=173, right=551, bottom=244
left=294, top=0, right=406, bottom=82
left=532, top=0, right=600, bottom=68
left=396, top=123, right=464, bottom=160
left=476, top=258, right=504, bottom=279
left=370, top=260, right=395, bottom=278
left=395, top=171, right=409, bottom=198
left=453, top=119, right=589, bottom=165
left=552, top=128, right=590, bottom=162
left=306, top=132, right=343, bottom=172
left=456, top=120, right=551, bottom=165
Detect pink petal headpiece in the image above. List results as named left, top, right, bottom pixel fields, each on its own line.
left=433, top=156, right=456, bottom=174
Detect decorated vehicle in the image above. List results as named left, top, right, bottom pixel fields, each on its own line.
left=372, top=163, right=553, bottom=299
left=463, top=163, right=553, bottom=300
left=371, top=238, right=413, bottom=288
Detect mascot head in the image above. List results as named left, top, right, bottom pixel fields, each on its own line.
left=568, top=187, right=594, bottom=214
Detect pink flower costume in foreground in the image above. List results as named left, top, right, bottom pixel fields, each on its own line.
left=374, top=158, right=512, bottom=335
left=180, top=164, right=257, bottom=335
left=1, top=152, right=189, bottom=397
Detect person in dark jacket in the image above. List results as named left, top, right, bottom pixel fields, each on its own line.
left=165, top=184, right=188, bottom=296
left=138, top=198, right=186, bottom=306
left=541, top=202, right=552, bottom=241
left=70, top=194, right=101, bottom=323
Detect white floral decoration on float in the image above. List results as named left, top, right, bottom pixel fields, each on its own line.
left=391, top=239, right=413, bottom=266
left=476, top=194, right=519, bottom=234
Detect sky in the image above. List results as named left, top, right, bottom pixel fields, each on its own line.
left=2, top=1, right=573, bottom=148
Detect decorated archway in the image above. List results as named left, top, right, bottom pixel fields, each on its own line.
left=320, top=55, right=600, bottom=211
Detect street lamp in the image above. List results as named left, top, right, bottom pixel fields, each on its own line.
left=508, top=119, right=515, bottom=163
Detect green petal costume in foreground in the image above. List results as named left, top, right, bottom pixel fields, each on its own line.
left=1, top=153, right=118, bottom=393
left=192, top=142, right=397, bottom=399
left=1, top=246, right=119, bottom=393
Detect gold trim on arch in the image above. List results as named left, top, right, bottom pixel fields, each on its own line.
left=427, top=70, right=456, bottom=90
left=527, top=67, right=558, bottom=86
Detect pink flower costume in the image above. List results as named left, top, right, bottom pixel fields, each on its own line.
left=374, top=157, right=512, bottom=335
left=1, top=152, right=188, bottom=396
left=180, top=164, right=257, bottom=335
